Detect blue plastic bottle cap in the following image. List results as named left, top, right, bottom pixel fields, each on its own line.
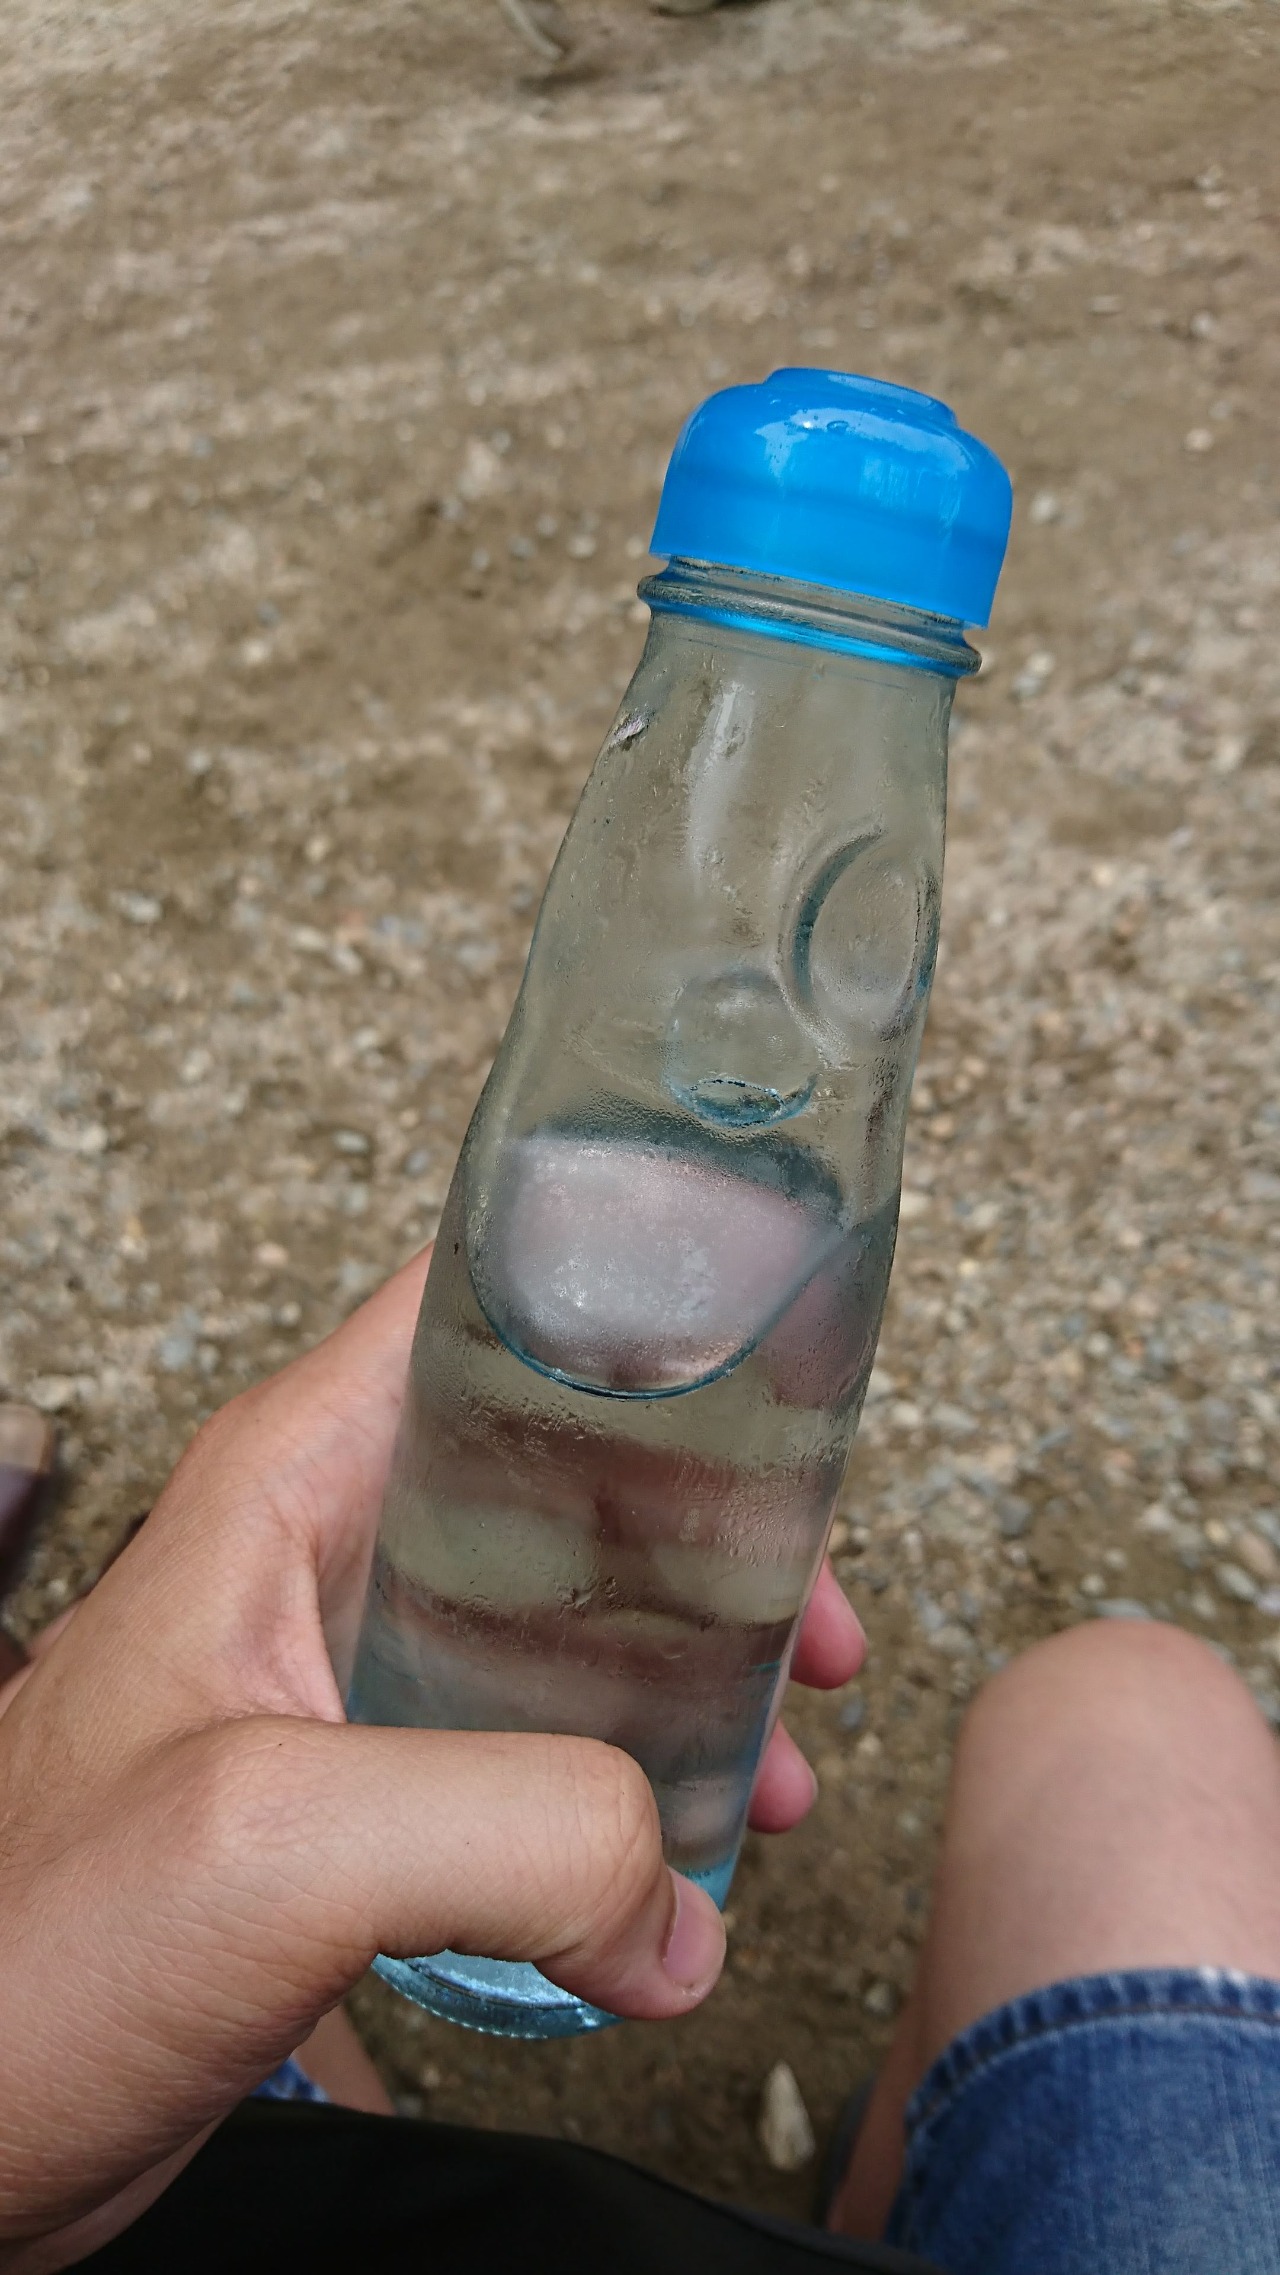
left=650, top=368, right=1012, bottom=627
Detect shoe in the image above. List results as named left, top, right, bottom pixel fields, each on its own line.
left=0, top=1404, right=55, bottom=1599
left=496, top=0, right=575, bottom=61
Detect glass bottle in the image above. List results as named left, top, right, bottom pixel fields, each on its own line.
left=349, top=369, right=1012, bottom=2037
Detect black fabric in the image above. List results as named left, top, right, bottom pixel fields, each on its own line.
left=82, top=2100, right=945, bottom=2275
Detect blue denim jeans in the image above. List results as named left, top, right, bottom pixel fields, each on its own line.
left=254, top=1969, right=1280, bottom=2272
left=885, top=1968, right=1280, bottom=2275
left=252, top=2054, right=331, bottom=2105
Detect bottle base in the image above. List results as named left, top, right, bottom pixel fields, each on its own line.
left=371, top=1948, right=619, bottom=2039
left=373, top=1856, right=737, bottom=2040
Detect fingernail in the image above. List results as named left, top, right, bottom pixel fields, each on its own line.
left=661, top=1874, right=726, bottom=1992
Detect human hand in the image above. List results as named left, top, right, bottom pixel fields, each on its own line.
left=0, top=1249, right=862, bottom=2271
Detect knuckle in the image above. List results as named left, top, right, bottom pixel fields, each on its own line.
left=152, top=1397, right=252, bottom=1526
left=146, top=1719, right=358, bottom=2002
left=172, top=1387, right=254, bottom=1476
left=556, top=1738, right=663, bottom=1919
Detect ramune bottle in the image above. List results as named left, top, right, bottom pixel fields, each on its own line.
left=349, top=368, right=1012, bottom=2037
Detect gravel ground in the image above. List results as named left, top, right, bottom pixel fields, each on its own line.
left=2, top=0, right=1279, bottom=2223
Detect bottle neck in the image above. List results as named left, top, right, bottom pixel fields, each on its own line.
left=638, top=557, right=979, bottom=679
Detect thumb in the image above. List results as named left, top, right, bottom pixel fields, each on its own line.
left=0, top=1718, right=728, bottom=2242
left=180, top=1716, right=726, bottom=2031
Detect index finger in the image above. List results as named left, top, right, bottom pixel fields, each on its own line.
left=790, top=1557, right=866, bottom=1689
left=148, top=1247, right=433, bottom=1657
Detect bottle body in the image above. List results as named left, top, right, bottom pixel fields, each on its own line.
left=350, top=564, right=971, bottom=2037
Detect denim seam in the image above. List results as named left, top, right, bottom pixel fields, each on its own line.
left=908, top=1983, right=1280, bottom=2138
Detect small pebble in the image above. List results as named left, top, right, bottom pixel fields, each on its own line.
left=496, top=0, right=575, bottom=63
left=758, top=2062, right=815, bottom=2172
left=1012, top=649, right=1055, bottom=700
left=863, top=1978, right=900, bottom=2018
left=111, top=888, right=163, bottom=925
left=1237, top=1530, right=1279, bottom=1584
left=930, top=1622, right=974, bottom=1656
left=997, top=1495, right=1032, bottom=1540
left=26, top=1375, right=85, bottom=1415
left=1216, top=1562, right=1259, bottom=1606
left=1095, top=1599, right=1153, bottom=1621
left=337, top=1259, right=381, bottom=1298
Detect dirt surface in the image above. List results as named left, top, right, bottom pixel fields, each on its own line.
left=3, top=0, right=1280, bottom=2224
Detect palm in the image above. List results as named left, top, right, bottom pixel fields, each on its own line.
left=5, top=1251, right=861, bottom=1829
